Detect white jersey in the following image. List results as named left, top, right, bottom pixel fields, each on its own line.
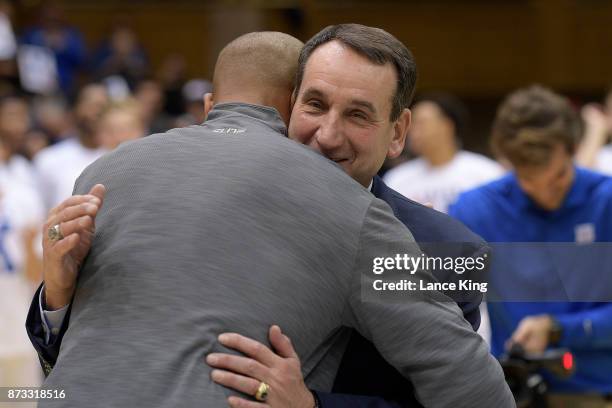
left=595, top=145, right=612, bottom=176
left=384, top=151, right=505, bottom=213
left=0, top=171, right=44, bottom=357
left=0, top=154, right=38, bottom=189
left=33, top=138, right=106, bottom=210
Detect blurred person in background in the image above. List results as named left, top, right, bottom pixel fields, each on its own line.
left=450, top=85, right=612, bottom=407
left=134, top=78, right=172, bottom=133
left=32, top=95, right=73, bottom=144
left=0, top=95, right=38, bottom=188
left=22, top=129, right=50, bottom=161
left=576, top=88, right=612, bottom=175
left=92, top=24, right=149, bottom=90
left=384, top=93, right=504, bottom=213
left=34, top=83, right=108, bottom=210
left=0, top=0, right=18, bottom=93
left=0, top=136, right=44, bottom=390
left=21, top=2, right=86, bottom=96
left=173, top=78, right=211, bottom=128
left=158, top=53, right=187, bottom=116
left=96, top=99, right=145, bottom=150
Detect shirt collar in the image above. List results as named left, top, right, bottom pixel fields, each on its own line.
left=205, top=102, right=287, bottom=136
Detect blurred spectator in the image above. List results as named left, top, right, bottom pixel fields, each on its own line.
left=0, top=95, right=37, bottom=187
left=92, top=24, right=149, bottom=90
left=21, top=2, right=86, bottom=96
left=0, top=0, right=16, bottom=61
left=158, top=53, right=187, bottom=116
left=22, top=128, right=50, bottom=160
left=384, top=93, right=504, bottom=213
left=97, top=99, right=145, bottom=150
left=0, top=135, right=44, bottom=390
left=174, top=79, right=211, bottom=127
left=101, top=75, right=131, bottom=102
left=0, top=0, right=17, bottom=89
left=34, top=83, right=108, bottom=210
left=31, top=95, right=73, bottom=143
left=134, top=78, right=172, bottom=134
left=450, top=86, right=612, bottom=404
left=576, top=88, right=612, bottom=175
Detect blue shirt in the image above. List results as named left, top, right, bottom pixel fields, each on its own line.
left=449, top=167, right=612, bottom=394
left=21, top=27, right=86, bottom=94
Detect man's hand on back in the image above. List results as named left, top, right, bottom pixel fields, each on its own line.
left=206, top=325, right=315, bottom=408
left=42, top=184, right=106, bottom=310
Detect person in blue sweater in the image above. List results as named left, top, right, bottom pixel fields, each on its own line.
left=449, top=85, right=612, bottom=407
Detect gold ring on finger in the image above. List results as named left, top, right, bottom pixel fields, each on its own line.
left=254, top=382, right=270, bottom=402
left=48, top=224, right=64, bottom=242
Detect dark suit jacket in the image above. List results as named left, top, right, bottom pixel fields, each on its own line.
left=26, top=175, right=488, bottom=406
left=316, top=176, right=488, bottom=407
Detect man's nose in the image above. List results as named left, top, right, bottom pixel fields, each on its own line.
left=315, top=115, right=344, bottom=152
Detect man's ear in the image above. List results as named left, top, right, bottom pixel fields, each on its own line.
left=203, top=93, right=214, bottom=120
left=388, top=108, right=411, bottom=158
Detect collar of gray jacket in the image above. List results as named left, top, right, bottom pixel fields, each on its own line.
left=206, top=102, right=288, bottom=137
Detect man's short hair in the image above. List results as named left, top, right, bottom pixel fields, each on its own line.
left=214, top=32, right=303, bottom=97
left=491, top=85, right=580, bottom=167
left=295, top=24, right=417, bottom=122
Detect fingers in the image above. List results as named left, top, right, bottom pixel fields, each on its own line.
left=206, top=353, right=268, bottom=381
left=50, top=233, right=80, bottom=258
left=227, top=396, right=269, bottom=408
left=268, top=326, right=297, bottom=359
left=48, top=194, right=101, bottom=219
left=211, top=369, right=260, bottom=397
left=218, top=333, right=278, bottom=368
left=511, top=329, right=526, bottom=344
left=59, top=215, right=94, bottom=238
left=50, top=202, right=100, bottom=227
left=45, top=203, right=100, bottom=242
left=89, top=184, right=106, bottom=203
left=510, top=322, right=530, bottom=346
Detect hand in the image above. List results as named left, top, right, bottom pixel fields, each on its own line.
left=206, top=325, right=314, bottom=408
left=508, top=315, right=553, bottom=353
left=581, top=103, right=608, bottom=138
left=42, top=184, right=106, bottom=310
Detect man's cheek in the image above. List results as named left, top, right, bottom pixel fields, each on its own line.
left=291, top=121, right=317, bottom=144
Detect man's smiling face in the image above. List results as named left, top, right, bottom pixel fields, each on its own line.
left=288, top=40, right=410, bottom=187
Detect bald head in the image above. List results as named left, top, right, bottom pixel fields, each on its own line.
left=209, top=32, right=303, bottom=123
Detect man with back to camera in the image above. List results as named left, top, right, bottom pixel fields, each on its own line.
left=449, top=85, right=612, bottom=408
left=26, top=27, right=512, bottom=407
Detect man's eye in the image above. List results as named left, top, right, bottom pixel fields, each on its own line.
left=306, top=100, right=323, bottom=110
left=350, top=111, right=368, bottom=120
